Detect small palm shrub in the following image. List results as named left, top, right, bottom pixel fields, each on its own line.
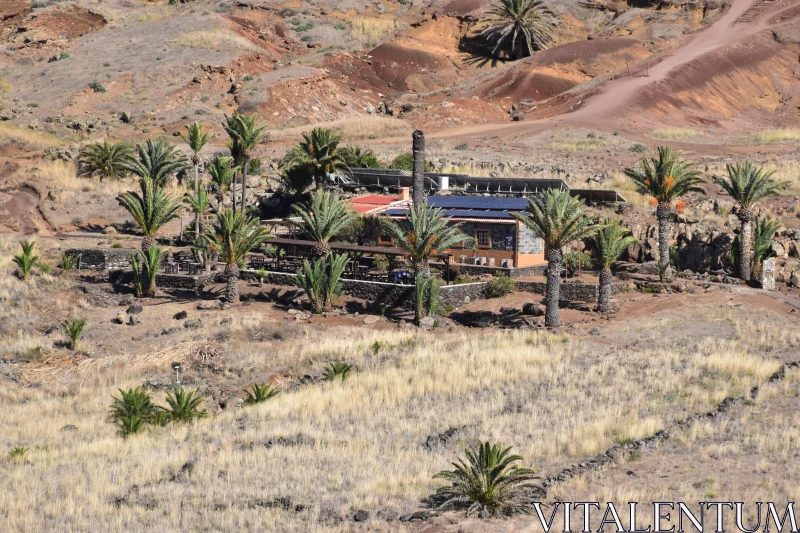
left=38, top=262, right=51, bottom=275
left=163, top=388, right=208, bottom=423
left=564, top=250, right=592, bottom=278
left=62, top=319, right=86, bottom=350
left=434, top=442, right=540, bottom=517
left=13, top=240, right=39, bottom=281
left=325, top=360, right=353, bottom=381
left=9, top=447, right=28, bottom=462
left=415, top=275, right=442, bottom=323
left=485, top=275, right=515, bottom=298
left=109, top=387, right=158, bottom=438
left=243, top=383, right=279, bottom=405
left=59, top=252, right=79, bottom=271
left=295, top=253, right=349, bottom=313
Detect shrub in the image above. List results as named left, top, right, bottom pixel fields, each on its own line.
left=373, top=254, right=389, bottom=273
left=243, top=383, right=279, bottom=405
left=301, top=35, right=313, bottom=42
left=13, top=240, right=39, bottom=281
left=455, top=142, right=469, bottom=151
left=38, top=262, right=51, bottom=275
left=109, top=387, right=158, bottom=438
left=485, top=275, right=515, bottom=298
left=389, top=152, right=432, bottom=172
left=564, top=250, right=592, bottom=277
left=334, top=22, right=347, bottom=30
left=62, top=319, right=86, bottom=350
left=9, top=447, right=28, bottom=461
left=325, top=360, right=353, bottom=381
left=59, top=252, right=79, bottom=271
left=433, top=442, right=540, bottom=517
left=630, top=143, right=647, bottom=153
left=255, top=269, right=270, bottom=283
left=295, top=253, right=349, bottom=313
left=133, top=246, right=169, bottom=298
left=88, top=81, right=107, bottom=93
left=163, top=388, right=208, bottom=423
left=59, top=52, right=70, bottom=60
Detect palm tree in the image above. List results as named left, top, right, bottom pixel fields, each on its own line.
left=77, top=140, right=133, bottom=181
left=183, top=187, right=210, bottom=236
left=279, top=165, right=314, bottom=197
left=434, top=442, right=540, bottom=517
left=593, top=220, right=637, bottom=314
left=223, top=113, right=267, bottom=213
left=481, top=0, right=556, bottom=60
left=290, top=189, right=356, bottom=257
left=124, top=138, right=188, bottom=187
left=117, top=177, right=182, bottom=252
left=385, top=203, right=467, bottom=278
left=512, top=189, right=598, bottom=328
left=732, top=215, right=782, bottom=280
left=181, top=122, right=214, bottom=239
left=202, top=209, right=271, bottom=304
left=281, top=127, right=347, bottom=189
left=713, top=161, right=786, bottom=281
left=339, top=145, right=382, bottom=168
left=624, top=146, right=705, bottom=271
left=208, top=156, right=237, bottom=191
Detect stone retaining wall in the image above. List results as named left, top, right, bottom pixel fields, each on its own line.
left=66, top=248, right=137, bottom=271
left=515, top=280, right=623, bottom=302
left=430, top=262, right=546, bottom=278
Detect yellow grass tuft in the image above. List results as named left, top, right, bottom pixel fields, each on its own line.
left=268, top=115, right=412, bottom=142
left=748, top=128, right=800, bottom=145
left=173, top=29, right=261, bottom=53
left=350, top=16, right=397, bottom=45
left=0, top=122, right=63, bottom=150
left=651, top=127, right=700, bottom=140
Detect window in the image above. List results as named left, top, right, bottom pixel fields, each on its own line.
left=378, top=234, right=394, bottom=246
left=475, top=230, right=491, bottom=249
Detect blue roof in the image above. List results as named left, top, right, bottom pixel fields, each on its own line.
left=427, top=195, right=530, bottom=211
left=382, top=208, right=522, bottom=220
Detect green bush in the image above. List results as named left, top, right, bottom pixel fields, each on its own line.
left=9, top=447, right=28, bottom=461
left=163, top=388, right=208, bottom=423
left=389, top=152, right=432, bottom=172
left=485, top=275, right=515, bottom=298
left=325, top=360, right=353, bottom=381
left=433, top=442, right=540, bottom=517
left=62, top=319, right=86, bottom=350
left=59, top=252, right=79, bottom=271
left=243, top=383, right=279, bottom=405
left=13, top=240, right=39, bottom=281
left=295, top=253, right=349, bottom=313
left=109, top=387, right=159, bottom=438
left=630, top=143, right=648, bottom=153
left=564, top=250, right=592, bottom=277
left=455, top=142, right=469, bottom=151
left=88, top=81, right=106, bottom=93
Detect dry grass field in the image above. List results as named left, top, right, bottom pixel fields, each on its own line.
left=1, top=235, right=796, bottom=532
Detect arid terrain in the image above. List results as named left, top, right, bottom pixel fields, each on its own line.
left=2, top=0, right=800, bottom=531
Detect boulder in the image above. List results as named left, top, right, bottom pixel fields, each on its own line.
left=126, top=303, right=143, bottom=315
left=127, top=315, right=141, bottom=326
left=522, top=302, right=545, bottom=316
left=771, top=242, right=787, bottom=259
left=184, top=319, right=204, bottom=330
left=419, top=316, right=436, bottom=330
left=790, top=270, right=800, bottom=288
left=173, top=310, right=188, bottom=320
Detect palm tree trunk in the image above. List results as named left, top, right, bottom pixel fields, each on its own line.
left=240, top=156, right=249, bottom=214
left=142, top=235, right=155, bottom=254
left=544, top=248, right=562, bottom=328
left=231, top=172, right=237, bottom=214
left=193, top=163, right=200, bottom=240
left=598, top=266, right=613, bottom=314
left=656, top=203, right=671, bottom=269
left=739, top=212, right=754, bottom=281
left=224, top=261, right=240, bottom=304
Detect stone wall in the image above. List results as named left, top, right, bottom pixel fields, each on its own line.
left=516, top=280, right=622, bottom=302
left=66, top=248, right=138, bottom=271
left=439, top=282, right=489, bottom=308
left=431, top=262, right=546, bottom=278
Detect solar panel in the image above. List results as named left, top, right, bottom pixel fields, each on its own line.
left=440, top=210, right=518, bottom=219
left=427, top=196, right=530, bottom=211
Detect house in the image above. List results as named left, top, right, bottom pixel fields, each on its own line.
left=378, top=195, right=546, bottom=269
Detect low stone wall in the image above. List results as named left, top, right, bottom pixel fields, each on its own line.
left=516, top=280, right=623, bottom=302
left=156, top=272, right=216, bottom=291
left=66, top=248, right=137, bottom=271
left=431, top=262, right=546, bottom=278
left=440, top=282, right=489, bottom=308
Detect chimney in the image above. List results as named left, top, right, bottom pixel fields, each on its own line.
left=412, top=130, right=425, bottom=206
left=397, top=187, right=410, bottom=202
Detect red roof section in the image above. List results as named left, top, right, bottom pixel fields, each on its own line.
left=347, top=195, right=405, bottom=214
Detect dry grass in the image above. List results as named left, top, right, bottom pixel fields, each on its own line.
left=651, top=127, right=701, bottom=140
left=173, top=29, right=262, bottom=53
left=0, top=294, right=786, bottom=531
left=0, top=123, right=63, bottom=150
left=0, top=76, right=11, bottom=94
left=349, top=16, right=397, bottom=45
left=267, top=115, right=412, bottom=142
left=748, top=128, right=800, bottom=145
left=549, top=130, right=626, bottom=152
